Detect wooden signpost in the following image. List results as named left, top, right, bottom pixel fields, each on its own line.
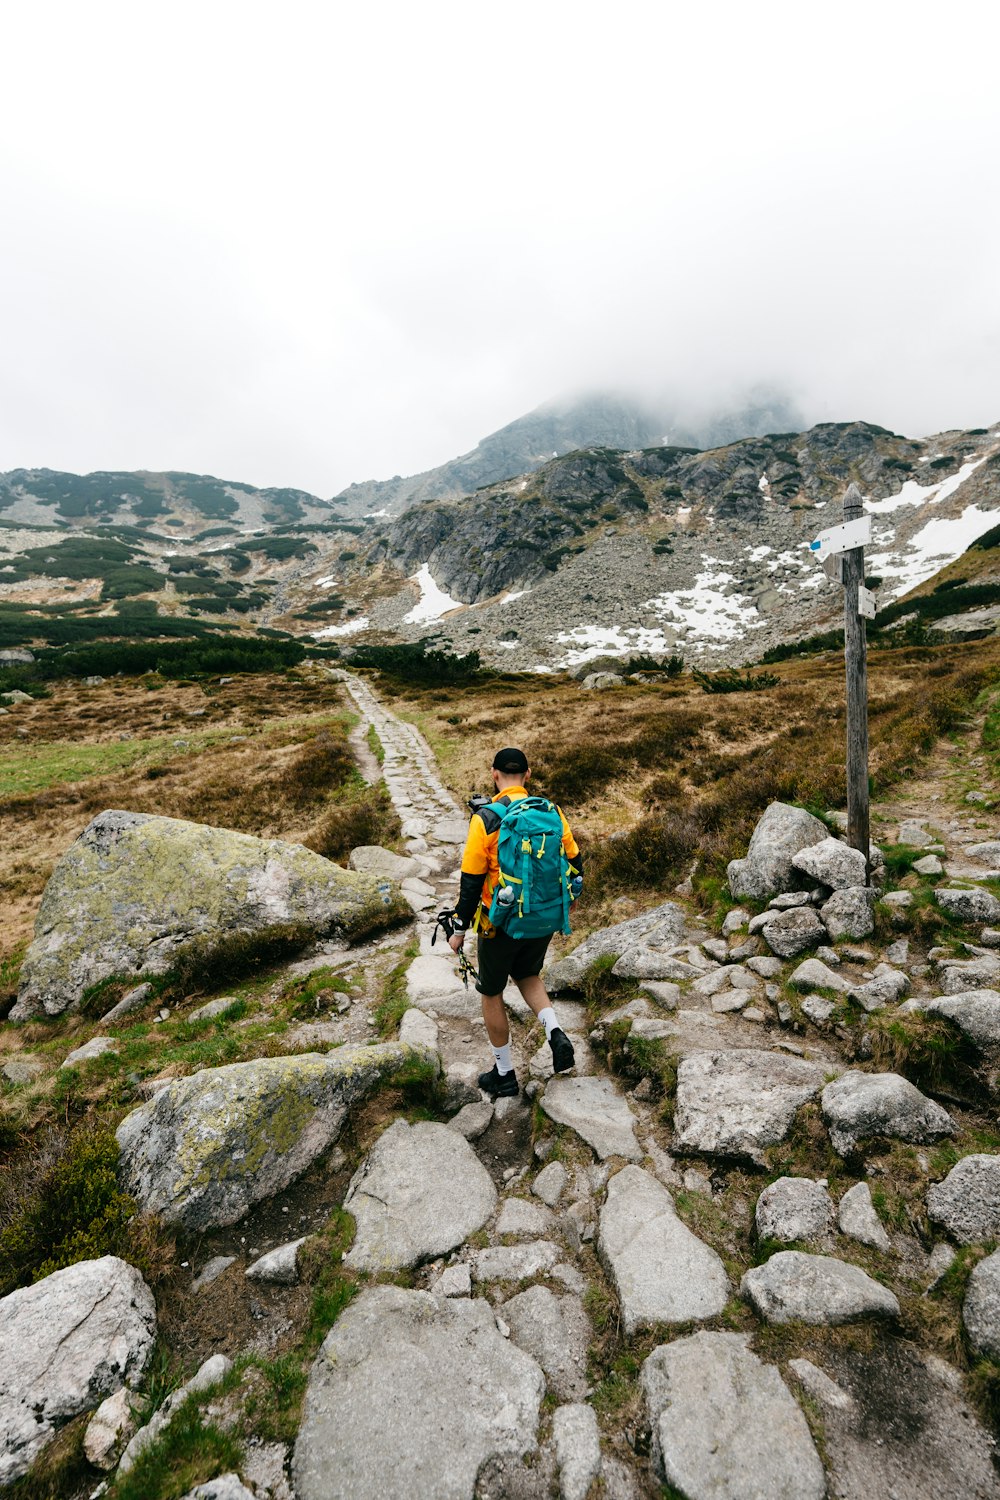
left=810, top=482, right=872, bottom=885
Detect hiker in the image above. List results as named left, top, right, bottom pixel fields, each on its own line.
left=446, top=746, right=583, bottom=1098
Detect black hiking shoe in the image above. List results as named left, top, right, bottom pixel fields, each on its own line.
left=549, top=1027, right=575, bottom=1073
left=478, top=1065, right=519, bottom=1098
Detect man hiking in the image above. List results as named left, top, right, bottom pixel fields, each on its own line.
left=447, top=746, right=583, bottom=1098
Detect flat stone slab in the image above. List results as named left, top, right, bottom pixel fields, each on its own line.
left=641, top=1331, right=825, bottom=1500
left=495, top=1198, right=555, bottom=1239
left=928, top=1155, right=1000, bottom=1244
left=293, top=1286, right=544, bottom=1500
left=472, top=1240, right=561, bottom=1283
left=0, top=1256, right=156, bottom=1485
left=543, top=901, right=688, bottom=991
left=349, top=845, right=423, bottom=881
left=503, top=1285, right=591, bottom=1400
left=673, top=1049, right=826, bottom=1165
left=540, top=1076, right=641, bottom=1160
left=741, top=1250, right=900, bottom=1324
left=821, top=1071, right=955, bottom=1156
left=405, top=954, right=481, bottom=1019
left=344, top=1119, right=496, bottom=1271
left=598, top=1165, right=730, bottom=1333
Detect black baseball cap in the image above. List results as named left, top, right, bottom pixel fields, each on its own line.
left=492, top=746, right=529, bottom=773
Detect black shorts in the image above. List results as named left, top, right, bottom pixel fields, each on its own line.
left=476, top=929, right=552, bottom=996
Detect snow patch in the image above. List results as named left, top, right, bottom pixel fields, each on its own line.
left=643, top=559, right=766, bottom=653
left=870, top=503, right=1000, bottom=598
left=500, top=589, right=527, bottom=605
left=312, top=616, right=370, bottom=639
left=552, top=624, right=679, bottom=667
left=864, top=458, right=985, bottom=516
left=315, top=575, right=340, bottom=589
left=364, top=507, right=389, bottom=519
left=747, top=545, right=773, bottom=562
left=403, top=564, right=464, bottom=624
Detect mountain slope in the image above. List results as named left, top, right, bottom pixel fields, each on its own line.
left=332, top=388, right=805, bottom=519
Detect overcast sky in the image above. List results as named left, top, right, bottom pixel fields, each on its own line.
left=1, top=0, right=998, bottom=496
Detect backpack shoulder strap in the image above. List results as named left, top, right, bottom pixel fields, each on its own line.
left=477, top=795, right=512, bottom=836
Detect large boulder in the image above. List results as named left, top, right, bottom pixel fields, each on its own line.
left=293, top=1286, right=544, bottom=1500
left=727, top=803, right=829, bottom=902
left=821, top=1072, right=955, bottom=1156
left=543, top=902, right=687, bottom=992
left=0, top=1257, right=156, bottom=1485
left=13, top=810, right=407, bottom=1018
left=116, top=1044, right=428, bottom=1231
left=741, top=1251, right=900, bottom=1324
left=641, top=1331, right=825, bottom=1500
left=343, top=1120, right=496, bottom=1271
left=673, top=1050, right=826, bottom=1165
left=597, top=1166, right=730, bottom=1333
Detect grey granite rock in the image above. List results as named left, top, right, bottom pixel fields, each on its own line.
left=820, top=886, right=876, bottom=941
left=674, top=1050, right=825, bottom=1165
left=837, top=1182, right=891, bottom=1251
left=495, top=1198, right=555, bottom=1239
left=848, top=968, right=910, bottom=1012
left=792, top=837, right=868, bottom=890
left=754, top=1177, right=833, bottom=1243
left=83, top=1386, right=135, bottom=1471
left=928, top=1155, right=1000, bottom=1245
left=935, top=887, right=1000, bottom=926
left=0, top=1257, right=156, bottom=1485
left=788, top=957, right=851, bottom=992
left=741, top=1251, right=900, bottom=1324
left=117, top=1044, right=427, bottom=1231
left=761, top=907, right=827, bottom=958
left=246, top=1238, right=306, bottom=1286
left=552, top=1403, right=602, bottom=1500
left=472, top=1240, right=561, bottom=1282
left=540, top=1076, right=641, bottom=1161
left=532, top=1160, right=569, bottom=1207
left=597, top=1166, right=730, bottom=1333
left=502, top=1285, right=590, bottom=1400
left=344, top=1119, right=496, bottom=1271
left=543, top=902, right=687, bottom=991
left=293, top=1286, right=544, bottom=1500
left=13, top=810, right=404, bottom=1019
left=821, top=1071, right=955, bottom=1155
left=964, top=1248, right=1000, bottom=1359
left=641, top=1331, right=825, bottom=1500
left=119, top=1353, right=232, bottom=1474
left=727, top=802, right=829, bottom=902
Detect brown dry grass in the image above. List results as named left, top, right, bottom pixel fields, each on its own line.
left=0, top=669, right=387, bottom=969
left=383, top=640, right=1000, bottom=918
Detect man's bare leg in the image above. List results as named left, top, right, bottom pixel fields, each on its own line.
left=481, top=991, right=509, bottom=1047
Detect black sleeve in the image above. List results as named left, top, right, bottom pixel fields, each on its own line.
left=455, top=870, right=485, bottom=926
left=568, top=850, right=583, bottom=877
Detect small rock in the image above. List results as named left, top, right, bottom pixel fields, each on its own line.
left=768, top=891, right=814, bottom=910
left=897, top=820, right=932, bottom=846
left=936, top=886, right=1000, bottom=925
left=788, top=1357, right=854, bottom=1411
left=815, top=945, right=841, bottom=966
left=801, top=995, right=836, bottom=1024
left=503, top=1286, right=590, bottom=1401
left=792, top=837, right=867, bottom=890
left=966, top=791, right=988, bottom=805
left=727, top=802, right=829, bottom=902
left=702, top=938, right=729, bottom=962
left=848, top=968, right=909, bottom=1013
left=741, top=1250, right=900, bottom=1324
left=447, top=1101, right=493, bottom=1139
left=746, top=955, right=783, bottom=978
left=432, top=1263, right=471, bottom=1298
left=473, top=1241, right=561, bottom=1282
left=964, top=1248, right=1000, bottom=1357
left=83, top=1387, right=135, bottom=1471
left=885, top=939, right=910, bottom=965
left=722, top=908, right=749, bottom=936
left=837, top=1182, right=891, bottom=1251
left=2, top=1056, right=45, bottom=1086
left=533, top=1160, right=568, bottom=1208
left=820, top=886, right=876, bottom=941
left=61, top=1036, right=117, bottom=1069
left=925, top=1242, right=956, bottom=1289
left=914, top=854, right=944, bottom=876
left=192, top=1256, right=236, bottom=1291
left=638, top=980, right=681, bottom=1010
left=788, top=958, right=850, bottom=992
left=495, top=1198, right=554, bottom=1239
left=755, top=1177, right=833, bottom=1243
left=762, top=908, right=827, bottom=959
left=552, top=1403, right=602, bottom=1500
left=742, top=1006, right=767, bottom=1023
left=883, top=890, right=913, bottom=909
left=120, top=1354, right=232, bottom=1474
left=179, top=1477, right=256, bottom=1500
left=188, top=996, right=240, bottom=1023
left=102, top=983, right=155, bottom=1022
left=246, top=1239, right=305, bottom=1286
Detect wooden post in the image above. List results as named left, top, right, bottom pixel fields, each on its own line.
left=842, top=481, right=870, bottom=884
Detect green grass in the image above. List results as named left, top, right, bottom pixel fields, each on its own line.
left=367, top=723, right=385, bottom=764
left=0, top=727, right=237, bottom=798
left=374, top=940, right=420, bottom=1035
left=106, top=1390, right=242, bottom=1500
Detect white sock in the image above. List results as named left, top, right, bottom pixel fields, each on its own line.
left=492, top=1042, right=514, bottom=1075
left=538, top=1007, right=558, bottom=1040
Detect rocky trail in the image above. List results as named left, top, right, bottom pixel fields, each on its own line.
left=7, top=673, right=1000, bottom=1499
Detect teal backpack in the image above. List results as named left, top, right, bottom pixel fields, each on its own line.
left=484, top=795, right=575, bottom=939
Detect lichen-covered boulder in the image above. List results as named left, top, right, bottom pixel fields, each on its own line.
left=116, top=1044, right=429, bottom=1230
left=0, top=1257, right=155, bottom=1486
left=13, top=810, right=408, bottom=1018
